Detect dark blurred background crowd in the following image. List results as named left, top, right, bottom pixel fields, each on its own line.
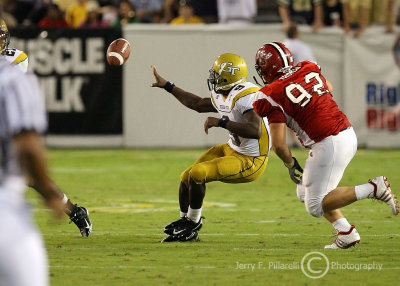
left=1, top=0, right=399, bottom=36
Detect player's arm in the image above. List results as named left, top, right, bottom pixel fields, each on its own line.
left=204, top=109, right=261, bottom=139
left=269, top=123, right=303, bottom=184
left=14, top=131, right=64, bottom=217
left=150, top=65, right=216, bottom=113
left=269, top=123, right=293, bottom=164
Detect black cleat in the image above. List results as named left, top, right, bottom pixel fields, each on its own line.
left=69, top=204, right=92, bottom=237
left=164, top=217, right=187, bottom=235
left=161, top=234, right=180, bottom=243
left=172, top=217, right=204, bottom=238
left=177, top=230, right=200, bottom=242
left=161, top=231, right=199, bottom=243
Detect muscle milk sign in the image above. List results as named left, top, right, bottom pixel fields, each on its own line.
left=10, top=28, right=123, bottom=135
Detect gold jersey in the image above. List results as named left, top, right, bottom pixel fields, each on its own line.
left=210, top=81, right=271, bottom=157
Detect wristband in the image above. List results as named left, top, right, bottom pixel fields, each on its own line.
left=218, top=117, right=229, bottom=129
left=164, top=81, right=175, bottom=93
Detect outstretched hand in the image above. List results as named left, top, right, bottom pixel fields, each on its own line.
left=150, top=65, right=167, bottom=88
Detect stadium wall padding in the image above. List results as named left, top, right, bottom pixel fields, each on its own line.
left=10, top=24, right=400, bottom=148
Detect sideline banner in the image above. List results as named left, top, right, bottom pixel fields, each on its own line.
left=344, top=29, right=400, bottom=147
left=10, top=27, right=123, bottom=135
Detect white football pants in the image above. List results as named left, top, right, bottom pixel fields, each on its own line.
left=296, top=127, right=358, bottom=217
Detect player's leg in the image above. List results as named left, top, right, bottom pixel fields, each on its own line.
left=297, top=174, right=359, bottom=248
left=179, top=182, right=189, bottom=214
left=179, top=144, right=225, bottom=216
left=303, top=129, right=359, bottom=248
left=31, top=178, right=92, bottom=237
left=323, top=178, right=398, bottom=215
left=321, top=129, right=398, bottom=215
left=303, top=128, right=357, bottom=218
left=323, top=209, right=360, bottom=249
left=173, top=146, right=267, bottom=241
left=162, top=144, right=225, bottom=242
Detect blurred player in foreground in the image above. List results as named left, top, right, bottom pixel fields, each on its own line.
left=252, top=42, right=399, bottom=249
left=0, top=58, right=65, bottom=286
left=151, top=53, right=271, bottom=242
left=0, top=18, right=92, bottom=236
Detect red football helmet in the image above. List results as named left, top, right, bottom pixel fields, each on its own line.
left=255, top=42, right=294, bottom=84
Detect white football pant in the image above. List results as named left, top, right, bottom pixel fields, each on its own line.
left=296, top=127, right=358, bottom=217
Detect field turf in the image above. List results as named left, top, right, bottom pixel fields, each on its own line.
left=28, top=148, right=400, bottom=286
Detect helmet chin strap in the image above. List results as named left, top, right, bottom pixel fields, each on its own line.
left=215, top=78, right=245, bottom=92
left=253, top=76, right=263, bottom=86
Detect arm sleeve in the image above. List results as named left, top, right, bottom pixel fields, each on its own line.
left=265, top=106, right=286, bottom=124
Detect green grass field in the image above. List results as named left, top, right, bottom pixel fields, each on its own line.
left=28, top=148, right=400, bottom=286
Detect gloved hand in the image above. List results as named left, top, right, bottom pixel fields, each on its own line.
left=284, top=157, right=303, bottom=184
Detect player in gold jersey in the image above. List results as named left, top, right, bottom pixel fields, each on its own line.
left=151, top=53, right=271, bottom=242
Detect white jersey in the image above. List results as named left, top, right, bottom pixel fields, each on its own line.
left=210, top=81, right=271, bottom=157
left=0, top=59, right=47, bottom=197
left=0, top=58, right=49, bottom=286
left=2, top=48, right=29, bottom=73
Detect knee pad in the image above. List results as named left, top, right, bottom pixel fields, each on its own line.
left=189, top=164, right=207, bottom=184
left=305, top=197, right=324, bottom=218
left=296, top=185, right=305, bottom=203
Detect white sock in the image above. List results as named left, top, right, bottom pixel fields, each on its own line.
left=180, top=211, right=187, bottom=218
left=187, top=206, right=202, bottom=223
left=355, top=182, right=374, bottom=200
left=332, top=217, right=352, bottom=232
left=62, top=194, right=68, bottom=204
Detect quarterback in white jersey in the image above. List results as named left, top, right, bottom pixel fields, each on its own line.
left=0, top=58, right=65, bottom=286
left=151, top=53, right=271, bottom=243
left=0, top=18, right=92, bottom=237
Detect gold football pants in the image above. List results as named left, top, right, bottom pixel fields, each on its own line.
left=180, top=143, right=268, bottom=185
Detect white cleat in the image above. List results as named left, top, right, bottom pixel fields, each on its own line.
left=325, top=225, right=360, bottom=249
left=368, top=176, right=399, bottom=215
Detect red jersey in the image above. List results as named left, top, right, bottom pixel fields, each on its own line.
left=253, top=61, right=351, bottom=147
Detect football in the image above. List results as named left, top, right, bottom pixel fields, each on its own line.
left=106, top=38, right=131, bottom=66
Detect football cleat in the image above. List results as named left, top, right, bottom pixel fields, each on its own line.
left=164, top=217, right=187, bottom=235
left=161, top=234, right=180, bottom=243
left=172, top=216, right=204, bottom=238
left=324, top=225, right=360, bottom=249
left=177, top=230, right=200, bottom=242
left=368, top=176, right=399, bottom=215
left=161, top=231, right=199, bottom=243
left=69, top=204, right=92, bottom=237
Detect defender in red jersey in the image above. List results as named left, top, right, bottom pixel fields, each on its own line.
left=252, top=42, right=398, bottom=249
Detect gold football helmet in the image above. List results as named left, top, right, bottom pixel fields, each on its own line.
left=0, top=19, right=10, bottom=54
left=208, top=53, right=248, bottom=92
